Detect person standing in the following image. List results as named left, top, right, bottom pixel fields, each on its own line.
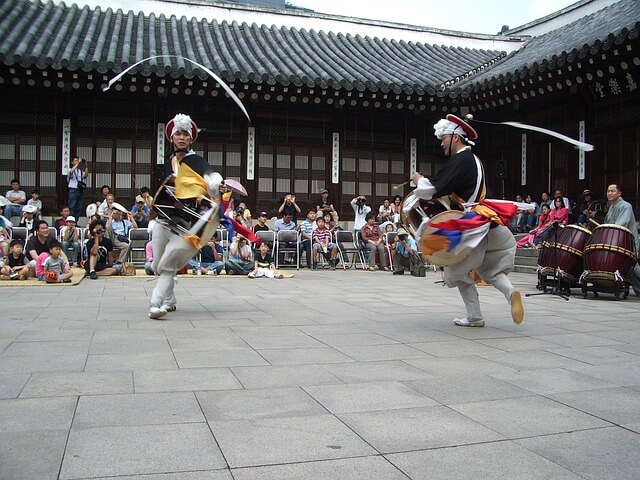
left=412, top=114, right=523, bottom=327
left=604, top=183, right=640, bottom=296
left=67, top=156, right=87, bottom=220
left=149, top=113, right=223, bottom=319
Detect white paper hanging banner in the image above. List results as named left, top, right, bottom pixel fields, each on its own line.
left=61, top=119, right=71, bottom=175
left=332, top=132, right=340, bottom=184
left=247, top=126, right=255, bottom=180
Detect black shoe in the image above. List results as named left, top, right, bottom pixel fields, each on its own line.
left=392, top=270, right=405, bottom=275
left=312, top=263, right=317, bottom=270
left=89, top=271, right=98, bottom=280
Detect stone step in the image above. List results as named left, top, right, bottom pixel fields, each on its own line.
left=513, top=265, right=538, bottom=274
left=515, top=256, right=540, bottom=267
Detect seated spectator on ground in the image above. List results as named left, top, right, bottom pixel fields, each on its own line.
left=86, top=219, right=121, bottom=279
left=19, top=205, right=37, bottom=236
left=26, top=220, right=67, bottom=274
left=253, top=211, right=270, bottom=233
left=4, top=179, right=27, bottom=219
left=360, top=212, right=389, bottom=271
left=54, top=206, right=72, bottom=232
left=131, top=195, right=150, bottom=229
left=60, top=216, right=81, bottom=267
left=42, top=240, right=73, bottom=283
left=1, top=239, right=30, bottom=280
left=248, top=241, right=283, bottom=279
left=312, top=189, right=339, bottom=224
left=392, top=227, right=420, bottom=275
left=27, top=190, right=43, bottom=218
left=312, top=215, right=339, bottom=269
left=188, top=236, right=224, bottom=275
left=139, top=186, right=153, bottom=208
left=98, top=193, right=116, bottom=219
left=299, top=209, right=316, bottom=269
left=377, top=198, right=393, bottom=224
left=106, top=202, right=136, bottom=263
left=278, top=193, right=301, bottom=223
left=225, top=234, right=253, bottom=275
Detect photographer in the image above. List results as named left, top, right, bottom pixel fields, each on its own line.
left=67, top=156, right=88, bottom=220
left=225, top=234, right=253, bottom=275
left=277, top=193, right=301, bottom=223
left=392, top=227, right=421, bottom=275
left=60, top=215, right=81, bottom=267
left=350, top=195, right=372, bottom=232
left=86, top=219, right=121, bottom=279
left=106, top=202, right=137, bottom=263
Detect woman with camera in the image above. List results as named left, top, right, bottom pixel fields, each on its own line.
left=67, top=156, right=88, bottom=220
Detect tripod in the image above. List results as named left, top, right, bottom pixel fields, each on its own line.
left=526, top=222, right=570, bottom=301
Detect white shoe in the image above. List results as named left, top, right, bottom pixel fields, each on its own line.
left=510, top=290, right=524, bottom=324
left=149, top=306, right=168, bottom=319
left=453, top=317, right=485, bottom=327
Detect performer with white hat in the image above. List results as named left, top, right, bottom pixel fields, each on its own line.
left=149, top=114, right=223, bottom=319
left=412, top=114, right=523, bottom=327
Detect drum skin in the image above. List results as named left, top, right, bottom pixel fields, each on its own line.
left=537, top=225, right=591, bottom=283
left=400, top=194, right=462, bottom=239
left=583, top=224, right=637, bottom=285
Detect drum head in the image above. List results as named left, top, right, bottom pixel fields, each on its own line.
left=420, top=210, right=473, bottom=266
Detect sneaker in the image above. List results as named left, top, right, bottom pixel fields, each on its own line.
left=453, top=317, right=485, bottom=327
left=61, top=279, right=72, bottom=283
left=392, top=270, right=405, bottom=275
left=89, top=271, right=98, bottom=280
left=149, top=306, right=168, bottom=319
left=9, top=272, right=19, bottom=280
left=207, top=269, right=217, bottom=276
left=163, top=305, right=177, bottom=312
left=510, top=290, right=524, bottom=324
left=247, top=272, right=256, bottom=278
left=312, top=263, right=317, bottom=270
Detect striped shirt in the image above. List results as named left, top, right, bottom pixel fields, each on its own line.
left=312, top=227, right=332, bottom=245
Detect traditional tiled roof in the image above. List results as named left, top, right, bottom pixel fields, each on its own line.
left=450, top=0, right=640, bottom=97
left=0, top=0, right=507, bottom=95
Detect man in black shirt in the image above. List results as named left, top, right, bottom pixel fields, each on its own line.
left=86, top=219, right=120, bottom=279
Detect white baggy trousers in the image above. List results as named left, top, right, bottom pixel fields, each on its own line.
left=149, top=222, right=197, bottom=310
left=442, top=225, right=516, bottom=321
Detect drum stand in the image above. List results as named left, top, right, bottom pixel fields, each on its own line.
left=526, top=224, right=570, bottom=301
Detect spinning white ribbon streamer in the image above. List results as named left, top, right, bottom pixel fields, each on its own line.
left=103, top=55, right=250, bottom=122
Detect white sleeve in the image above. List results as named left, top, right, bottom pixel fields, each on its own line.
left=413, top=177, right=437, bottom=200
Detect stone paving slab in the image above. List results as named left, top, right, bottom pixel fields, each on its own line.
left=0, top=271, right=639, bottom=479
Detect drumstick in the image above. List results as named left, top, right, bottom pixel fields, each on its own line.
left=588, top=217, right=600, bottom=227
left=392, top=181, right=410, bottom=190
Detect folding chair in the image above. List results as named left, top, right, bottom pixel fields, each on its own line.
left=385, top=231, right=398, bottom=270
left=335, top=230, right=366, bottom=270
left=254, top=230, right=276, bottom=256
left=216, top=228, right=229, bottom=262
left=47, top=227, right=57, bottom=241
left=275, top=229, right=299, bottom=269
left=128, top=228, right=150, bottom=266
left=9, top=226, right=29, bottom=247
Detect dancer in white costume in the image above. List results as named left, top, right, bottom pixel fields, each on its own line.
left=149, top=114, right=223, bottom=319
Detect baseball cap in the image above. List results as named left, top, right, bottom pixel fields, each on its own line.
left=66, top=216, right=76, bottom=223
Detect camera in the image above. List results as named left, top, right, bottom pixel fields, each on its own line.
left=94, top=229, right=105, bottom=235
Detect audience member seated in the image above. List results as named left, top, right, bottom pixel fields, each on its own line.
left=26, top=220, right=68, bottom=274
left=253, top=211, right=270, bottom=233
left=98, top=193, right=116, bottom=219
left=516, top=203, right=553, bottom=248
left=576, top=189, right=601, bottom=226
left=233, top=207, right=250, bottom=229
left=509, top=194, right=524, bottom=233
left=54, top=206, right=72, bottom=232
left=278, top=193, right=301, bottom=223
left=144, top=239, right=154, bottom=275
left=86, top=219, right=121, bottom=279
left=4, top=178, right=27, bottom=219
left=360, top=212, right=389, bottom=271
left=1, top=239, right=30, bottom=280
left=60, top=215, right=82, bottom=267
left=19, top=205, right=37, bottom=235
left=106, top=202, right=137, bottom=263
left=517, top=194, right=539, bottom=232
left=139, top=186, right=153, bottom=208
left=539, top=191, right=552, bottom=209
left=0, top=223, right=9, bottom=258
left=42, top=240, right=73, bottom=283
left=551, top=188, right=572, bottom=211
left=237, top=202, right=253, bottom=227
left=312, top=215, right=339, bottom=269
left=0, top=203, right=12, bottom=243
left=312, top=189, right=339, bottom=224
left=390, top=195, right=402, bottom=224
left=377, top=198, right=393, bottom=224
left=299, top=209, right=315, bottom=269
left=97, top=185, right=111, bottom=204
left=188, top=236, right=224, bottom=275
left=392, top=227, right=420, bottom=275
left=248, top=241, right=283, bottom=278
left=86, top=197, right=102, bottom=221
left=131, top=195, right=150, bottom=228
left=225, top=234, right=253, bottom=275
left=27, top=190, right=43, bottom=218
left=273, top=212, right=298, bottom=265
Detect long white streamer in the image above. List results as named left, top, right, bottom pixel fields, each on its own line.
left=103, top=55, right=250, bottom=122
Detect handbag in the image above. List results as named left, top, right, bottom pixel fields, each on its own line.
left=120, top=262, right=137, bottom=276
left=77, top=180, right=87, bottom=190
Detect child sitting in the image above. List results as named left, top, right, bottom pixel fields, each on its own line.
left=312, top=216, right=339, bottom=269
left=42, top=240, right=73, bottom=283
left=248, top=241, right=283, bottom=278
left=1, top=239, right=30, bottom=280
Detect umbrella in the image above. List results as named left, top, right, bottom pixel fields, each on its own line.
left=223, top=179, right=248, bottom=197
